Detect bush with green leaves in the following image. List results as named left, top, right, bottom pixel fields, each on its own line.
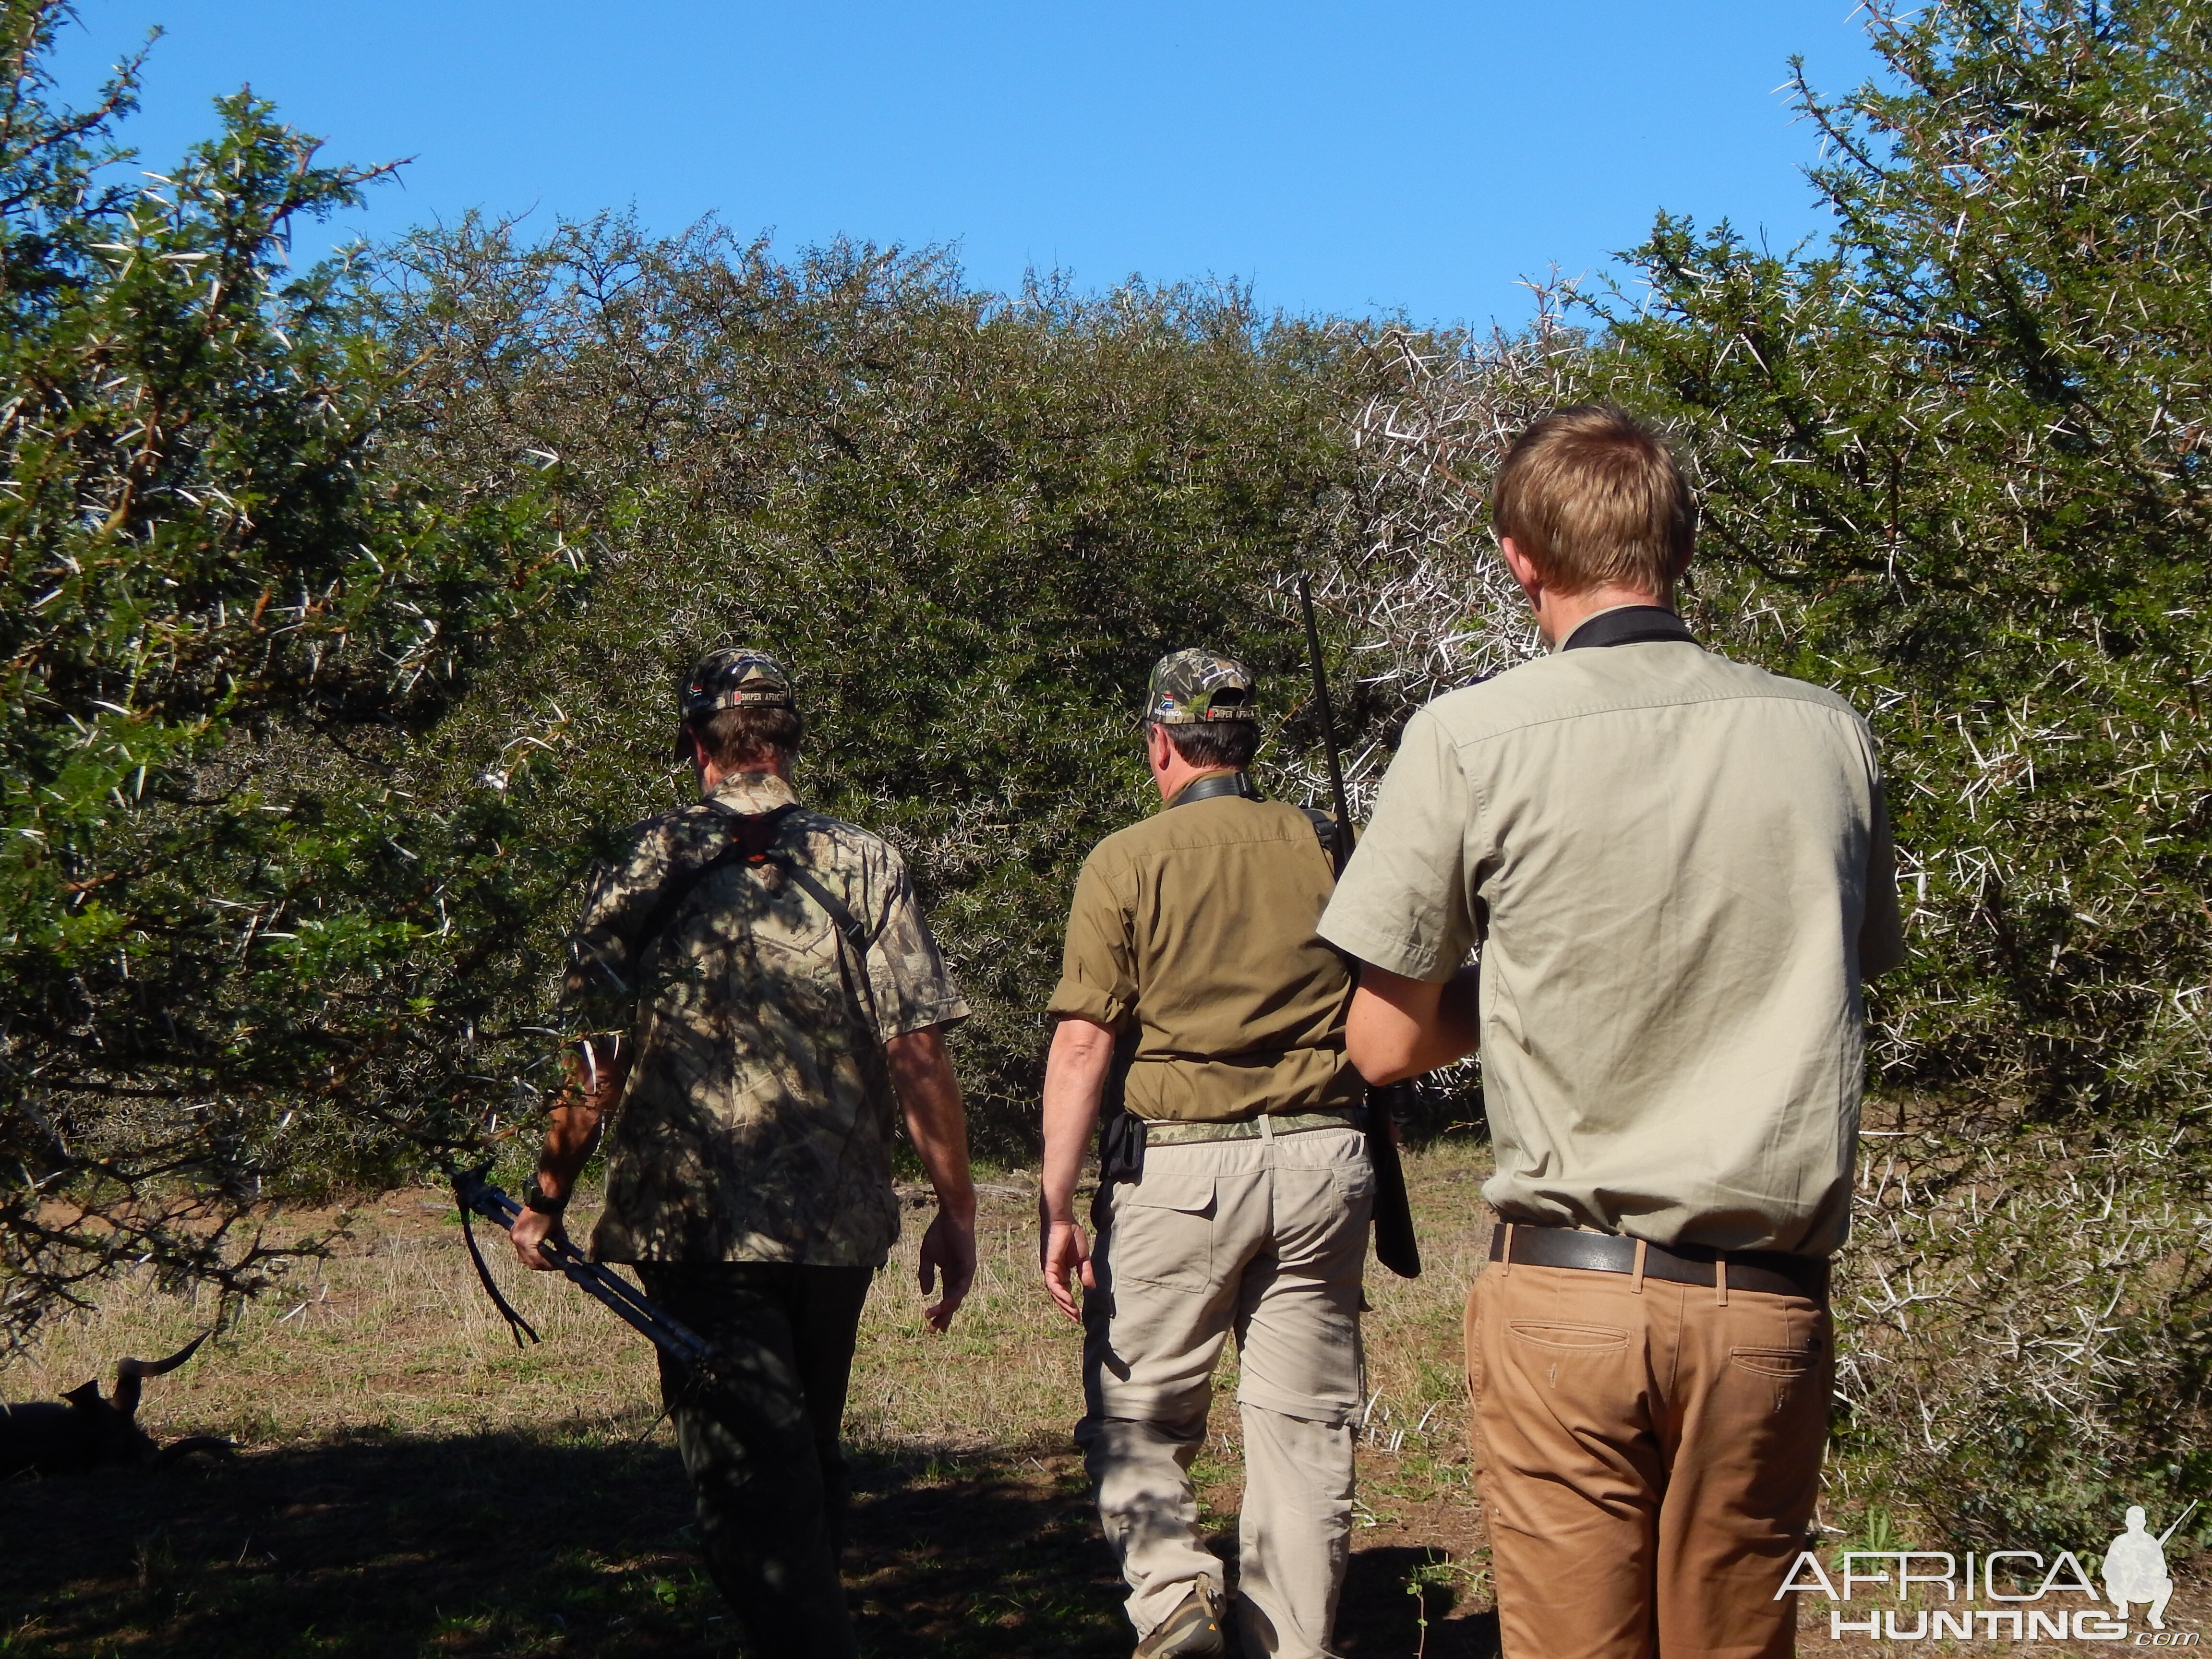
left=1589, top=0, right=2212, bottom=1544
left=369, top=216, right=1454, bottom=1149
left=0, top=0, right=568, bottom=1347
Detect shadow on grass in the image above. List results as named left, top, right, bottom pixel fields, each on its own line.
left=1, top=1428, right=715, bottom=1658
left=0, top=1430, right=1133, bottom=1658
left=1335, top=1547, right=1499, bottom=1659
left=0, top=1431, right=1493, bottom=1658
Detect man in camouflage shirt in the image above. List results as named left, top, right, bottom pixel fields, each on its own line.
left=510, top=647, right=976, bottom=1659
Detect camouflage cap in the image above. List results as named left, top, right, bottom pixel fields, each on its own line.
left=1145, top=649, right=1259, bottom=725
left=679, top=647, right=796, bottom=721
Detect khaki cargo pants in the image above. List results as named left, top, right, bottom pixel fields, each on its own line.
left=1467, top=1257, right=1833, bottom=1659
left=1079, top=1122, right=1373, bottom=1659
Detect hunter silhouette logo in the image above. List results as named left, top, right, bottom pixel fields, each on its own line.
left=1777, top=1502, right=2200, bottom=1644
left=2106, top=1505, right=2180, bottom=1631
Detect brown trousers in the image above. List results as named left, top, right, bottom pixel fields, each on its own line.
left=1466, top=1257, right=1832, bottom=1659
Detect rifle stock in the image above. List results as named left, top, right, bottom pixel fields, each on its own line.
left=1298, top=575, right=1422, bottom=1280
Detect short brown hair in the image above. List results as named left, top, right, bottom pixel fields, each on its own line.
left=692, top=705, right=804, bottom=769
left=1491, top=405, right=1695, bottom=596
left=1153, top=718, right=1260, bottom=771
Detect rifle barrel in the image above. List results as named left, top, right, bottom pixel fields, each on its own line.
left=1297, top=572, right=1422, bottom=1279
left=1296, top=574, right=1355, bottom=876
left=2158, top=1498, right=2200, bottom=1546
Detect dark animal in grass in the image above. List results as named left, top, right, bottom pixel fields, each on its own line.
left=0, top=1332, right=233, bottom=1478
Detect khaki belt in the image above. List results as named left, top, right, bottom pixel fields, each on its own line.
left=1140, top=1108, right=1362, bottom=1146
left=1488, top=1222, right=1829, bottom=1301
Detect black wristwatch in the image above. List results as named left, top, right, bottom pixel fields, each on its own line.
left=524, top=1177, right=568, bottom=1217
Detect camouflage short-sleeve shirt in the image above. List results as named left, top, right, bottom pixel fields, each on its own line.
left=564, top=772, right=970, bottom=1266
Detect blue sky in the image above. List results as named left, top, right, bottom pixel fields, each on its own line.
left=50, top=1, right=1883, bottom=330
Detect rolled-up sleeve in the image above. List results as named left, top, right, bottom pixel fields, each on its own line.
left=1317, top=708, right=1479, bottom=981
left=1046, top=854, right=1135, bottom=1028
left=864, top=853, right=972, bottom=1039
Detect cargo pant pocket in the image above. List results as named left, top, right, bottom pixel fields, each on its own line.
left=1107, top=1175, right=1217, bottom=1295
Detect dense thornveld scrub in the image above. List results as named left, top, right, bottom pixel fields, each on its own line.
left=0, top=5, right=1534, bottom=1348
left=1589, top=0, right=2212, bottom=1544
left=14, top=0, right=2212, bottom=1566
left=0, top=0, right=570, bottom=1348
left=365, top=215, right=1502, bottom=1152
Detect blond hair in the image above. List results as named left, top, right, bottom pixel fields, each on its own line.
left=1491, top=405, right=1695, bottom=596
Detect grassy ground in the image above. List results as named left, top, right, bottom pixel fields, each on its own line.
left=0, top=1145, right=1493, bottom=1658
left=4, top=1139, right=2196, bottom=1657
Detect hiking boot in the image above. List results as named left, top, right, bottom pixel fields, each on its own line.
left=1134, top=1583, right=1225, bottom=1657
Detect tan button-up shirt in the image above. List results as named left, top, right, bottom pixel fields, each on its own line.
left=1319, top=625, right=1903, bottom=1256
left=565, top=772, right=970, bottom=1266
left=1048, top=785, right=1362, bottom=1122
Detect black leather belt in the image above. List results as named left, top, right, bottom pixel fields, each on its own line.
left=1488, top=1223, right=1829, bottom=1301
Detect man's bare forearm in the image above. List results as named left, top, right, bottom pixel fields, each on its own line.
left=535, top=1037, right=626, bottom=1199
left=511, top=1040, right=624, bottom=1270
left=1345, top=963, right=1480, bottom=1084
left=1041, top=1017, right=1118, bottom=1223
left=886, top=1024, right=975, bottom=1217
left=535, top=1102, right=605, bottom=1201
left=886, top=1023, right=977, bottom=1330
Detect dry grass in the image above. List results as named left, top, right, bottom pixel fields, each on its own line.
left=0, top=1145, right=1499, bottom=1658
left=10, top=1155, right=1481, bottom=1469
left=9, top=1136, right=2178, bottom=1657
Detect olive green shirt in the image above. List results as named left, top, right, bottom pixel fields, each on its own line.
left=1318, top=633, right=1904, bottom=1257
left=1048, top=783, right=1361, bottom=1122
left=564, top=772, right=970, bottom=1266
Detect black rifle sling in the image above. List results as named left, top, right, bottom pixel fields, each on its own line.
left=628, top=799, right=882, bottom=969
left=1166, top=772, right=1332, bottom=856
left=696, top=798, right=881, bottom=964
left=629, top=802, right=796, bottom=956
left=457, top=1197, right=541, bottom=1348
left=1169, top=770, right=1258, bottom=806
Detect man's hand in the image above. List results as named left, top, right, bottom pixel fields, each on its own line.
left=885, top=1022, right=979, bottom=1334
left=1038, top=1016, right=1117, bottom=1323
left=508, top=1046, right=618, bottom=1274
left=917, top=1206, right=977, bottom=1332
left=509, top=1204, right=567, bottom=1273
left=1040, top=1213, right=1094, bottom=1324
